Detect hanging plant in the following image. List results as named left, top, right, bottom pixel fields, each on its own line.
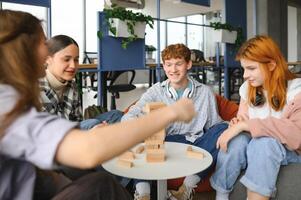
left=98, top=5, right=154, bottom=49
left=145, top=45, right=156, bottom=52
left=210, top=22, right=244, bottom=50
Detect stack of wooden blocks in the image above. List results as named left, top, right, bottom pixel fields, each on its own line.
left=144, top=102, right=166, bottom=163
left=116, top=102, right=167, bottom=168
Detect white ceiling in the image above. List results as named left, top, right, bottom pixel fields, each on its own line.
left=142, top=0, right=223, bottom=19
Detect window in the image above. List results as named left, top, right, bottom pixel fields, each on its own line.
left=167, top=17, right=185, bottom=45
left=145, top=20, right=166, bottom=62
left=2, top=2, right=48, bottom=34
left=187, top=14, right=205, bottom=51
left=85, top=0, right=105, bottom=53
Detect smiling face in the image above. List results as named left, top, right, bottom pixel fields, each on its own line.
left=240, top=58, right=265, bottom=87
left=46, top=44, right=79, bottom=82
left=163, top=57, right=192, bottom=89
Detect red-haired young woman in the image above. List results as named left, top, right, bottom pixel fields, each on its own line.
left=210, top=35, right=301, bottom=200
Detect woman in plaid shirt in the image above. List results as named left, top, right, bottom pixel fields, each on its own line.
left=40, top=35, right=123, bottom=130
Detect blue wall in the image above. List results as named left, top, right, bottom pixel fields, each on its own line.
left=224, top=0, right=247, bottom=68
left=1, top=0, right=50, bottom=7
left=182, top=0, right=210, bottom=7
left=223, top=0, right=247, bottom=98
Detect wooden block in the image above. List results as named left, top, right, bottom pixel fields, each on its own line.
left=187, top=146, right=193, bottom=152
left=135, top=145, right=144, bottom=154
left=117, top=159, right=133, bottom=168
left=146, top=147, right=165, bottom=154
left=144, top=102, right=166, bottom=113
left=186, top=147, right=204, bottom=159
left=145, top=139, right=164, bottom=145
left=146, top=153, right=165, bottom=163
left=119, top=151, right=135, bottom=161
left=145, top=144, right=163, bottom=150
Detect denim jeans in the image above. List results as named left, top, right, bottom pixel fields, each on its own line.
left=210, top=133, right=301, bottom=197
left=79, top=110, right=123, bottom=130
left=134, top=122, right=228, bottom=186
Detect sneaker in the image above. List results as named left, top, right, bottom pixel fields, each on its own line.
left=167, top=184, right=195, bottom=200
left=134, top=190, right=150, bottom=200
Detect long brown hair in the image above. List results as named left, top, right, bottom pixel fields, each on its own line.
left=0, top=10, right=44, bottom=137
left=236, top=35, right=296, bottom=111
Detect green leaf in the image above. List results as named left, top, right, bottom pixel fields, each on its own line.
left=97, top=31, right=103, bottom=39
left=103, top=5, right=154, bottom=49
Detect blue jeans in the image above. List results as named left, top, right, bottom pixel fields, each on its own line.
left=134, top=122, right=228, bottom=186
left=210, top=133, right=301, bottom=197
left=79, top=110, right=123, bottom=130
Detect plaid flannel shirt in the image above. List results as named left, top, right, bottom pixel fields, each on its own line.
left=39, top=77, right=83, bottom=122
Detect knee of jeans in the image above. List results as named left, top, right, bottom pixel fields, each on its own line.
left=216, top=134, right=250, bottom=164
left=247, top=137, right=285, bottom=160
left=227, top=133, right=250, bottom=153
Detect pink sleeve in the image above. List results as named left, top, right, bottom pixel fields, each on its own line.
left=248, top=94, right=301, bottom=151
left=237, top=99, right=249, bottom=119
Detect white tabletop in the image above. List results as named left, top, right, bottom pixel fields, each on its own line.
left=102, top=142, right=213, bottom=180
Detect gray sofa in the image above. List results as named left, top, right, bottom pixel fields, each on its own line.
left=230, top=163, right=301, bottom=200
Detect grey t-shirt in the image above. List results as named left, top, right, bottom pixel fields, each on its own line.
left=122, top=77, right=223, bottom=142
left=0, top=84, right=77, bottom=200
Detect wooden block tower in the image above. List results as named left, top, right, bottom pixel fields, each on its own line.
left=144, top=102, right=166, bottom=163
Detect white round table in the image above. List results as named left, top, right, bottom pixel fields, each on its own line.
left=103, top=142, right=212, bottom=200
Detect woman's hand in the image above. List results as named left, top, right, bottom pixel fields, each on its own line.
left=216, top=121, right=249, bottom=152
left=229, top=114, right=249, bottom=127
left=229, top=117, right=240, bottom=126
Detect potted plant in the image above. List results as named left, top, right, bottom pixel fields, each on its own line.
left=210, top=22, right=244, bottom=50
left=145, top=45, right=156, bottom=60
left=98, top=5, right=154, bottom=49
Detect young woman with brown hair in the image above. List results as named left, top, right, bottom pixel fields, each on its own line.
left=0, top=9, right=195, bottom=200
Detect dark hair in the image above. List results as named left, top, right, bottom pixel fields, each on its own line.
left=47, top=35, right=78, bottom=55
left=0, top=10, right=44, bottom=137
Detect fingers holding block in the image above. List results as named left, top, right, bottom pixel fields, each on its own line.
left=186, top=146, right=204, bottom=159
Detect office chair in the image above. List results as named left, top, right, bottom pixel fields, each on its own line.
left=106, top=70, right=136, bottom=110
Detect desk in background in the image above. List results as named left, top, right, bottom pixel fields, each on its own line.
left=78, top=61, right=301, bottom=109
left=78, top=62, right=222, bottom=109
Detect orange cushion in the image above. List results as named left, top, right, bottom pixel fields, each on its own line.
left=215, top=94, right=238, bottom=121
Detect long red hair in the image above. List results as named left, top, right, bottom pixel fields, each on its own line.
left=236, top=35, right=296, bottom=111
